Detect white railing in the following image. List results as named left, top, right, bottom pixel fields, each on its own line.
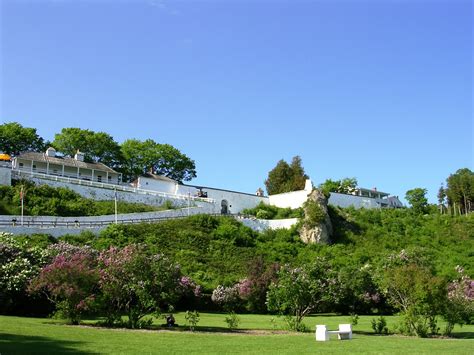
left=11, top=169, right=215, bottom=203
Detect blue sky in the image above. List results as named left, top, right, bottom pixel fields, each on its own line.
left=1, top=0, right=472, bottom=203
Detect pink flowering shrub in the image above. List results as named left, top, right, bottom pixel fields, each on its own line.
left=211, top=285, right=240, bottom=311
left=98, top=244, right=182, bottom=328
left=28, top=245, right=99, bottom=324
left=442, top=266, right=474, bottom=335
left=179, top=276, right=202, bottom=298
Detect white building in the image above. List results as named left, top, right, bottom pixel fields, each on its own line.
left=12, top=148, right=122, bottom=184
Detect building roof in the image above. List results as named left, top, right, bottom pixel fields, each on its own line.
left=356, top=187, right=390, bottom=197
left=15, top=152, right=119, bottom=174
left=140, top=173, right=177, bottom=183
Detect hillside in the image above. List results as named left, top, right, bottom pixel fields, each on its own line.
left=53, top=208, right=474, bottom=289
left=0, top=181, right=166, bottom=216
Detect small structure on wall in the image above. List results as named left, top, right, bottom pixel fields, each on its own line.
left=12, top=148, right=122, bottom=185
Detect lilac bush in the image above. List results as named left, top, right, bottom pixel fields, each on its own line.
left=28, top=245, right=99, bottom=324
left=443, top=265, right=474, bottom=335
left=98, top=244, right=182, bottom=328
left=0, top=232, right=48, bottom=312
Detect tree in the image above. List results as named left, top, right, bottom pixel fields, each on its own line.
left=265, top=156, right=308, bottom=195
left=266, top=258, right=339, bottom=331
left=52, top=128, right=122, bottom=167
left=98, top=244, right=182, bottom=328
left=319, top=177, right=358, bottom=197
left=442, top=266, right=474, bottom=335
left=445, top=168, right=474, bottom=214
left=437, top=184, right=446, bottom=213
left=0, top=122, right=45, bottom=156
left=28, top=245, right=99, bottom=324
left=120, top=139, right=196, bottom=182
left=405, top=188, right=428, bottom=214
left=378, top=263, right=446, bottom=337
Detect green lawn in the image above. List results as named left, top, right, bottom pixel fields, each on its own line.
left=1, top=314, right=473, bottom=354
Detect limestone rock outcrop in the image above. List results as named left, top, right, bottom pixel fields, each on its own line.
left=299, top=189, right=333, bottom=244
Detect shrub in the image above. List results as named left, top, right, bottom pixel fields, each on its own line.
left=225, top=311, right=240, bottom=330
left=28, top=245, right=99, bottom=324
left=184, top=310, right=200, bottom=331
left=371, top=316, right=388, bottom=334
left=442, top=265, right=474, bottom=335
left=98, top=244, right=182, bottom=328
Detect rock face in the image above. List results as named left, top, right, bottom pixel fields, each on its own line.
left=299, top=189, right=333, bottom=244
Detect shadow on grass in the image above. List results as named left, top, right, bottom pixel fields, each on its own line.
left=354, top=330, right=474, bottom=340
left=450, top=332, right=474, bottom=339
left=0, top=333, right=89, bottom=354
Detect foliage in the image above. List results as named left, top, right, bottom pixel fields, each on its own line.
left=405, top=188, right=428, bottom=214
left=120, top=139, right=196, bottom=182
left=52, top=127, right=122, bottom=167
left=264, top=156, right=308, bottom=195
left=224, top=311, right=241, bottom=330
left=98, top=244, right=182, bottom=328
left=371, top=316, right=389, bottom=334
left=28, top=245, right=99, bottom=324
left=445, top=168, right=474, bottom=214
left=266, top=258, right=340, bottom=331
left=0, top=181, right=160, bottom=216
left=211, top=285, right=240, bottom=312
left=237, top=257, right=279, bottom=313
left=301, top=199, right=326, bottom=228
left=377, top=254, right=446, bottom=337
left=350, top=313, right=359, bottom=326
left=184, top=310, right=200, bottom=331
left=319, top=177, right=358, bottom=197
left=0, top=232, right=51, bottom=314
left=442, top=265, right=474, bottom=335
left=0, top=122, right=45, bottom=156
left=241, top=202, right=303, bottom=220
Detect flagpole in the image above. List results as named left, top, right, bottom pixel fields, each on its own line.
left=114, top=188, right=118, bottom=224
left=20, top=185, right=24, bottom=226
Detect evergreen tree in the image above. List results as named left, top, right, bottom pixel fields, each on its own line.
left=264, top=156, right=308, bottom=195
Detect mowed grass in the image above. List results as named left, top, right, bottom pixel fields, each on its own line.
left=1, top=313, right=473, bottom=354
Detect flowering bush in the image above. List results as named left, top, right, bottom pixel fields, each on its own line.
left=266, top=258, right=340, bottom=331
left=98, top=244, right=182, bottom=328
left=179, top=276, right=202, bottom=298
left=28, top=245, right=99, bottom=324
left=0, top=232, right=49, bottom=313
left=442, top=266, right=474, bottom=335
left=211, top=285, right=240, bottom=311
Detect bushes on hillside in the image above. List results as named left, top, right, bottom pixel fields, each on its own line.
left=242, top=202, right=303, bottom=220
left=0, top=181, right=162, bottom=217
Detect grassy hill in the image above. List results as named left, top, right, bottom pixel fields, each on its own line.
left=52, top=208, right=474, bottom=290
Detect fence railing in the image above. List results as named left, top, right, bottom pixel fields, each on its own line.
left=0, top=213, right=228, bottom=229
left=11, top=169, right=215, bottom=203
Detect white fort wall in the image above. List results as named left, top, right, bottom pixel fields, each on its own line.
left=267, top=180, right=312, bottom=209
left=187, top=187, right=268, bottom=214
left=19, top=176, right=216, bottom=210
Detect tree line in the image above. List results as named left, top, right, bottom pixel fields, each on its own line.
left=0, top=122, right=196, bottom=183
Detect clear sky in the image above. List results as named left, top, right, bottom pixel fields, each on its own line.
left=1, top=0, right=472, bottom=204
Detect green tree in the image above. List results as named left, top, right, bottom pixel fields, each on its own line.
left=266, top=258, right=339, bottom=331
left=0, top=122, right=45, bottom=156
left=52, top=128, right=122, bottom=167
left=264, top=156, right=308, bottom=195
left=378, top=263, right=446, bottom=337
left=405, top=188, right=428, bottom=214
left=445, top=168, right=474, bottom=214
left=98, top=244, right=182, bottom=328
left=120, top=139, right=196, bottom=182
left=319, top=177, right=358, bottom=197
